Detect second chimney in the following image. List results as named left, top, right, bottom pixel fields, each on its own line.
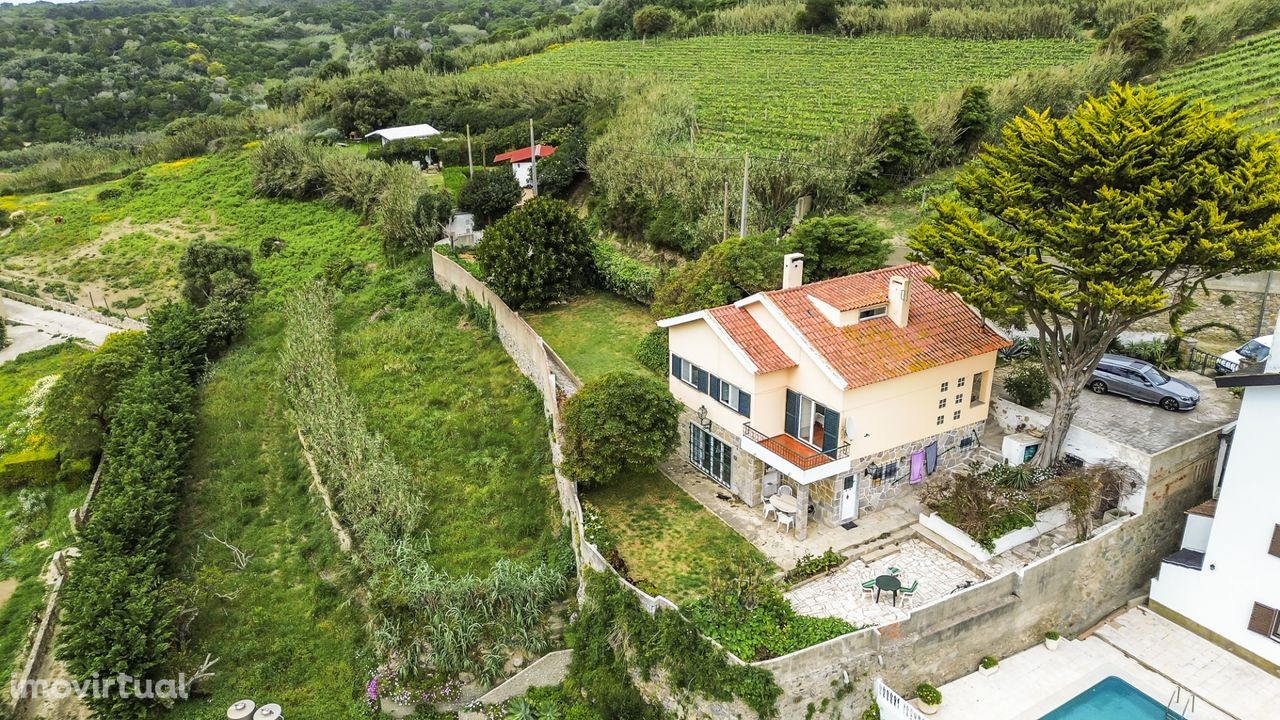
left=888, top=275, right=911, bottom=327
left=782, top=253, right=805, bottom=290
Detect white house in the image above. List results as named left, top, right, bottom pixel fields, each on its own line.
left=364, top=123, right=441, bottom=146
left=493, top=145, right=555, bottom=188
left=657, top=256, right=1007, bottom=540
left=1149, top=310, right=1280, bottom=672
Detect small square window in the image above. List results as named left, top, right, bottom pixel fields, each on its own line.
left=940, top=382, right=949, bottom=392
left=936, top=415, right=945, bottom=425
left=938, top=398, right=947, bottom=409
left=953, top=410, right=962, bottom=420
left=955, top=394, right=964, bottom=405
left=958, top=377, right=966, bottom=388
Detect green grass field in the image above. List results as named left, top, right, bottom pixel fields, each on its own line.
left=476, top=34, right=1094, bottom=152
left=1159, top=29, right=1280, bottom=133
left=334, top=277, right=558, bottom=577
left=583, top=469, right=771, bottom=603
left=0, top=343, right=91, bottom=686
left=169, top=311, right=369, bottom=718
left=0, top=150, right=381, bottom=312
left=524, top=291, right=656, bottom=381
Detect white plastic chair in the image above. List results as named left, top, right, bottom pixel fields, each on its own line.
left=778, top=485, right=794, bottom=498
left=763, top=497, right=777, bottom=520
left=776, top=512, right=795, bottom=534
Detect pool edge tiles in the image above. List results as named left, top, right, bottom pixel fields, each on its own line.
left=1038, top=676, right=1185, bottom=720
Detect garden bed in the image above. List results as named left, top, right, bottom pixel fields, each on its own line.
left=920, top=503, right=1070, bottom=563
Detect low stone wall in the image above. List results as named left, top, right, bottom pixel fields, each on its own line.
left=0, top=287, right=147, bottom=331
left=8, top=552, right=68, bottom=715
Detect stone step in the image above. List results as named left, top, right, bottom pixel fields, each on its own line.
left=837, top=526, right=913, bottom=559
left=910, top=522, right=988, bottom=577
left=861, top=543, right=901, bottom=564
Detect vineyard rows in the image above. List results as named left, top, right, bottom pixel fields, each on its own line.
left=1158, top=29, right=1280, bottom=133
left=476, top=34, right=1093, bottom=153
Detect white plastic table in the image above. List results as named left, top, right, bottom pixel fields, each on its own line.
left=769, top=494, right=799, bottom=515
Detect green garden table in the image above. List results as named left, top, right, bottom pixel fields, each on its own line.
left=875, top=574, right=902, bottom=606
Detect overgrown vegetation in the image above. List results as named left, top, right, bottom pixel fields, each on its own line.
left=561, top=371, right=680, bottom=487
left=569, top=572, right=782, bottom=719
left=280, top=282, right=573, bottom=682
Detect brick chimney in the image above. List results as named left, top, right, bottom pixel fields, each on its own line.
left=782, top=253, right=805, bottom=290
left=888, top=275, right=911, bottom=327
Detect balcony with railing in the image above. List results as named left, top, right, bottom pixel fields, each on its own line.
left=741, top=422, right=851, bottom=483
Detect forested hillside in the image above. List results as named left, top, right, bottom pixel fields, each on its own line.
left=0, top=0, right=579, bottom=143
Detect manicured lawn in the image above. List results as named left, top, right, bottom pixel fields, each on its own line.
left=168, top=310, right=368, bottom=718
left=334, top=279, right=559, bottom=577
left=524, top=290, right=656, bottom=381
left=0, top=343, right=92, bottom=685
left=583, top=469, right=771, bottom=604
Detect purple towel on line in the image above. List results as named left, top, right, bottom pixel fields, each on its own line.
left=909, top=450, right=926, bottom=484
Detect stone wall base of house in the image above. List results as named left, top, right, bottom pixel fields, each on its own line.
left=807, top=420, right=987, bottom=526
left=675, top=406, right=764, bottom=507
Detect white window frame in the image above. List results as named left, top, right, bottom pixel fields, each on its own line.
left=680, top=361, right=696, bottom=387
left=858, top=306, right=887, bottom=320
left=717, top=380, right=740, bottom=410
left=795, top=394, right=828, bottom=448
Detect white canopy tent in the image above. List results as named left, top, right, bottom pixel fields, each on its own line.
left=364, top=123, right=442, bottom=145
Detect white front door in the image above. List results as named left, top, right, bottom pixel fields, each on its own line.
left=840, top=475, right=858, bottom=522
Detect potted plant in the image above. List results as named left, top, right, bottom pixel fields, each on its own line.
left=916, top=683, right=942, bottom=715
left=1044, top=630, right=1061, bottom=651
left=979, top=655, right=999, bottom=676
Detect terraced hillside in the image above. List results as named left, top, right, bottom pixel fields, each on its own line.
left=476, top=34, right=1095, bottom=152
left=1159, top=29, right=1280, bottom=132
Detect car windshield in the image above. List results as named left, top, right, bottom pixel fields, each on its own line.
left=1142, top=367, right=1171, bottom=386
left=1239, top=340, right=1268, bottom=360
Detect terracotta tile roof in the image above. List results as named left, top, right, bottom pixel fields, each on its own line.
left=708, top=305, right=797, bottom=373
left=761, top=264, right=1008, bottom=389
left=1186, top=499, right=1217, bottom=518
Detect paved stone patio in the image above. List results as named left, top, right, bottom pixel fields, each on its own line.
left=659, top=458, right=921, bottom=569
left=929, top=607, right=1278, bottom=720
left=784, top=539, right=984, bottom=627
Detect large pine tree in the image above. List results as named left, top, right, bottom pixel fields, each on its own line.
left=911, top=83, right=1280, bottom=465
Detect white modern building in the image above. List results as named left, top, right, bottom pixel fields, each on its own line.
left=1149, top=310, right=1280, bottom=672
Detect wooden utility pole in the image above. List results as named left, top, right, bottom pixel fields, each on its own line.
left=466, top=124, right=474, bottom=179
left=722, top=180, right=729, bottom=241
left=529, top=118, right=539, bottom=196
left=738, top=152, right=750, bottom=238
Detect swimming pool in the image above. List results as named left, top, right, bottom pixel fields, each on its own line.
left=1039, top=676, right=1185, bottom=720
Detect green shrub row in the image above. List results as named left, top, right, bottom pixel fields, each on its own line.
left=0, top=447, right=60, bottom=489
left=590, top=240, right=663, bottom=305
left=57, top=296, right=250, bottom=718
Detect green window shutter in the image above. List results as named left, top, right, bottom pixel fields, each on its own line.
left=785, top=390, right=799, bottom=437
left=671, top=354, right=682, bottom=378
left=709, top=374, right=721, bottom=401
left=695, top=367, right=709, bottom=394
left=738, top=391, right=751, bottom=417
left=822, top=408, right=840, bottom=457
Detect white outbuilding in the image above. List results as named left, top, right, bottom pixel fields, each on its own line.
left=363, top=123, right=441, bottom=146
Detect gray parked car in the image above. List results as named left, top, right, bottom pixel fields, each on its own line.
left=1090, top=354, right=1200, bottom=411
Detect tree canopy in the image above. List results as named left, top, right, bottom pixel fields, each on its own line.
left=459, top=168, right=522, bottom=226
left=475, top=197, right=594, bottom=309
left=561, top=371, right=680, bottom=487
left=910, top=83, right=1280, bottom=463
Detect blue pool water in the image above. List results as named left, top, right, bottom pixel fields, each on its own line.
left=1039, top=676, right=1185, bottom=720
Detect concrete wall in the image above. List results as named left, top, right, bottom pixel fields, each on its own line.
left=1150, top=322, right=1280, bottom=668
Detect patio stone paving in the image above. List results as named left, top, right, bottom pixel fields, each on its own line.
left=784, top=539, right=984, bottom=627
